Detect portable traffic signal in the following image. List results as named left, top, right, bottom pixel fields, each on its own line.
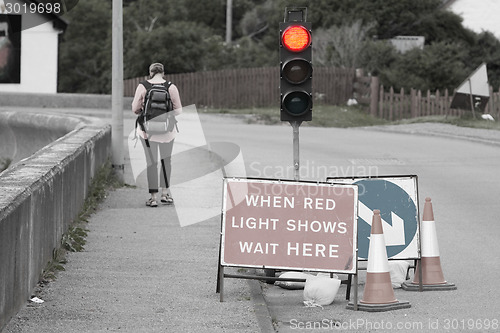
left=279, top=8, right=312, bottom=122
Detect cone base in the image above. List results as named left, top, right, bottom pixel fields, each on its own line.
left=413, top=257, right=448, bottom=285
left=360, top=272, right=397, bottom=304
left=402, top=281, right=456, bottom=291
left=347, top=300, right=411, bottom=312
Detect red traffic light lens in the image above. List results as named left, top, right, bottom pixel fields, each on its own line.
left=282, top=25, right=311, bottom=52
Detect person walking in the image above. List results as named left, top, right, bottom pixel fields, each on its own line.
left=132, top=63, right=182, bottom=207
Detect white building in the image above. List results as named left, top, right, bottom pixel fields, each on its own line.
left=389, top=36, right=425, bottom=53
left=0, top=0, right=66, bottom=93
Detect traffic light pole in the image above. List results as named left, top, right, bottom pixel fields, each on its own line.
left=292, top=121, right=301, bottom=181
left=111, top=0, right=124, bottom=182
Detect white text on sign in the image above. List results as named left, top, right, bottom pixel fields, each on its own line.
left=245, top=195, right=336, bottom=210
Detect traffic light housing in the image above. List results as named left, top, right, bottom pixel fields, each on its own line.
left=280, top=17, right=312, bottom=122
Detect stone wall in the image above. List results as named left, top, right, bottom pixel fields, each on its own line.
left=0, top=111, right=111, bottom=330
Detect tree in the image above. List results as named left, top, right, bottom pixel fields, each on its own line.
left=125, top=21, right=221, bottom=77
left=314, top=20, right=375, bottom=68
left=379, top=41, right=468, bottom=91
left=58, top=0, right=112, bottom=93
left=467, top=31, right=500, bottom=90
left=56, top=0, right=500, bottom=93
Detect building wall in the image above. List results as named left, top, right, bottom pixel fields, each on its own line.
left=0, top=21, right=60, bottom=93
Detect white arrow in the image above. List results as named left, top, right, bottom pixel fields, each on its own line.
left=358, top=201, right=406, bottom=246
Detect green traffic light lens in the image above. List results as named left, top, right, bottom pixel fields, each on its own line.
left=282, top=59, right=312, bottom=84
left=283, top=91, right=311, bottom=116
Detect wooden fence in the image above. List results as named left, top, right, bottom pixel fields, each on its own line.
left=375, top=85, right=500, bottom=121
left=124, top=66, right=355, bottom=108
left=124, top=66, right=500, bottom=121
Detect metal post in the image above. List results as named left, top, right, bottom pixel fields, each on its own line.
left=353, top=274, right=358, bottom=311
left=111, top=0, right=124, bottom=181
left=292, top=121, right=300, bottom=181
left=226, top=0, right=232, bottom=45
left=468, top=79, right=476, bottom=119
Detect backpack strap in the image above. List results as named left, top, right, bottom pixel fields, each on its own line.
left=141, top=80, right=171, bottom=90
left=140, top=80, right=152, bottom=90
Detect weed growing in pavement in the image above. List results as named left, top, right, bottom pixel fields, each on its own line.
left=0, top=157, right=12, bottom=173
left=39, top=160, right=122, bottom=284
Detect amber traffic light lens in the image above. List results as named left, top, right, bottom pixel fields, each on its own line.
left=282, top=59, right=312, bottom=84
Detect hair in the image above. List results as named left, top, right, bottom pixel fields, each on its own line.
left=149, top=63, right=164, bottom=78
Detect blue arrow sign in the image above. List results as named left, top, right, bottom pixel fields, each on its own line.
left=355, top=178, right=418, bottom=259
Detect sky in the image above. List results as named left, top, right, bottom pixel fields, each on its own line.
left=449, top=0, right=500, bottom=39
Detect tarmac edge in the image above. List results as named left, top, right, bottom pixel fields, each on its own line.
left=248, top=277, right=276, bottom=333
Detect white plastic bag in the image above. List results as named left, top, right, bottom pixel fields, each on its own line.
left=303, top=275, right=341, bottom=306
left=389, top=261, right=410, bottom=288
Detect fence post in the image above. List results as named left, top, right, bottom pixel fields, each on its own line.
left=426, top=90, right=431, bottom=116
left=389, top=86, right=394, bottom=121
left=399, top=87, right=404, bottom=120
left=410, top=89, right=416, bottom=118
left=370, top=76, right=379, bottom=117
left=379, top=84, right=384, bottom=118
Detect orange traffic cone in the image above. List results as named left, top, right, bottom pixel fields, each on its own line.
left=403, top=197, right=456, bottom=291
left=348, top=210, right=410, bottom=311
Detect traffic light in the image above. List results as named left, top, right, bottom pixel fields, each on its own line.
left=279, top=10, right=312, bottom=122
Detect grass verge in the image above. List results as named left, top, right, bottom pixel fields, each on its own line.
left=40, top=160, right=122, bottom=283
left=202, top=105, right=500, bottom=130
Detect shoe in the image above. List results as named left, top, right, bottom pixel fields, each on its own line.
left=160, top=193, right=174, bottom=204
left=146, top=198, right=158, bottom=207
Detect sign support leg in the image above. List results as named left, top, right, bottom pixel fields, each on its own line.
left=216, top=245, right=222, bottom=293
left=353, top=274, right=358, bottom=311
left=292, top=121, right=301, bottom=181
left=418, top=259, right=423, bottom=292
left=219, top=266, right=225, bottom=302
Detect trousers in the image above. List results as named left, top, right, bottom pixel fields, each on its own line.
left=140, top=138, right=174, bottom=193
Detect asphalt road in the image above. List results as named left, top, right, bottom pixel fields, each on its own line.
left=4, top=108, right=500, bottom=332
left=200, top=115, right=500, bottom=332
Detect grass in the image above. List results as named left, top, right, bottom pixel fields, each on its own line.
left=393, top=113, right=500, bottom=130
left=40, top=160, right=122, bottom=283
left=202, top=105, right=500, bottom=130
left=0, top=157, right=12, bottom=173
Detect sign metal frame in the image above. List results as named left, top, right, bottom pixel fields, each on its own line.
left=217, top=177, right=359, bottom=305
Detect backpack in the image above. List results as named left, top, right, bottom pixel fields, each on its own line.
left=139, top=80, right=177, bottom=134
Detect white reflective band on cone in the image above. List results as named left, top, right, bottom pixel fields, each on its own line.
left=366, top=234, right=390, bottom=273
left=421, top=220, right=440, bottom=257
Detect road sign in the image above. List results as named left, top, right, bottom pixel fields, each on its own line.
left=221, top=178, right=358, bottom=273
left=450, top=62, right=490, bottom=113
left=328, top=176, right=420, bottom=260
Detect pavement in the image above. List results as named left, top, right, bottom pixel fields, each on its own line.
left=3, top=107, right=500, bottom=333
left=2, top=107, right=273, bottom=333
